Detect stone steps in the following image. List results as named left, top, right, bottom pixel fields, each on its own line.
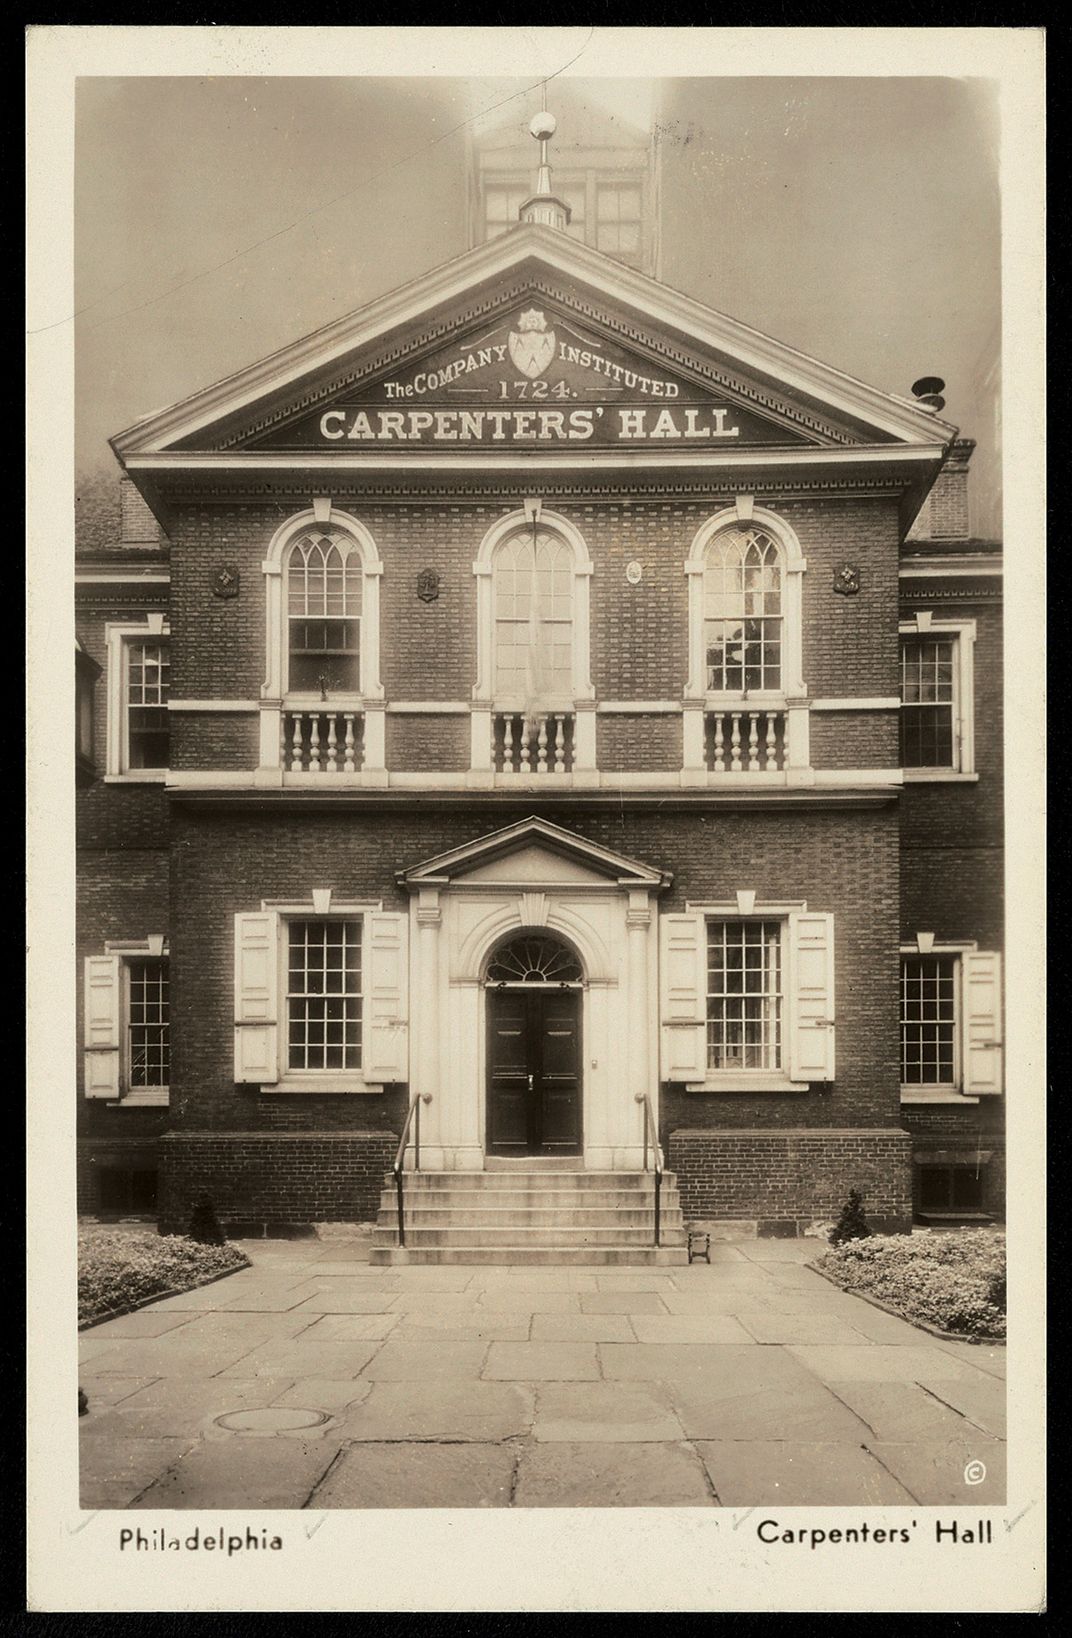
left=370, top=1166, right=688, bottom=1266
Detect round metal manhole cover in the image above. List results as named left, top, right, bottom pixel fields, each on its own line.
left=215, top=1407, right=331, bottom=1433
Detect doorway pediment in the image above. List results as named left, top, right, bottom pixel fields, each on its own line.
left=400, top=815, right=669, bottom=891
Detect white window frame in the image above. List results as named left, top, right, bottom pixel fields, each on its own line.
left=702, top=912, right=790, bottom=1084
left=899, top=938, right=1002, bottom=1103
left=685, top=505, right=807, bottom=706
left=275, top=905, right=369, bottom=1093
left=99, top=937, right=170, bottom=1107
left=899, top=614, right=977, bottom=780
left=472, top=506, right=595, bottom=711
left=104, top=617, right=170, bottom=781
left=261, top=508, right=384, bottom=707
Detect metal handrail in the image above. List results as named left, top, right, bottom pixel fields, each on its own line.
left=392, top=1093, right=431, bottom=1249
left=634, top=1093, right=663, bottom=1248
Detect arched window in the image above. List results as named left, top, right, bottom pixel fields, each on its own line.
left=285, top=528, right=362, bottom=695
left=261, top=508, right=383, bottom=705
left=703, top=524, right=783, bottom=693
left=685, top=506, right=805, bottom=702
left=492, top=527, right=575, bottom=703
left=486, top=932, right=584, bottom=986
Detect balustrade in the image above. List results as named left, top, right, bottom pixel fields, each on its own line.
left=705, top=707, right=786, bottom=773
left=282, top=709, right=363, bottom=773
left=494, top=711, right=574, bottom=774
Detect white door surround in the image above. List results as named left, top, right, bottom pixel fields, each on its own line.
left=402, top=816, right=669, bottom=1171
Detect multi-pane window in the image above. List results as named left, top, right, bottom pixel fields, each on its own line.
left=126, top=641, right=170, bottom=769
left=595, top=183, right=642, bottom=256
left=287, top=531, right=362, bottom=695
left=493, top=528, right=574, bottom=701
left=900, top=636, right=956, bottom=767
left=706, top=920, right=783, bottom=1071
left=704, top=526, right=783, bottom=693
left=286, top=919, right=362, bottom=1072
left=900, top=956, right=957, bottom=1085
left=127, top=957, right=169, bottom=1088
left=483, top=183, right=531, bottom=241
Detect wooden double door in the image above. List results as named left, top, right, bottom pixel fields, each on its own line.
left=486, top=987, right=582, bottom=1156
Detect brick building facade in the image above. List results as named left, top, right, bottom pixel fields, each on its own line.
left=75, top=156, right=1003, bottom=1247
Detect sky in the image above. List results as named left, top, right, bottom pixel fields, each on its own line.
left=73, top=71, right=1002, bottom=534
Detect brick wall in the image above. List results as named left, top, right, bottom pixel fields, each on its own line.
left=171, top=712, right=260, bottom=772
left=810, top=710, right=899, bottom=770
left=669, top=1127, right=913, bottom=1234
left=385, top=713, right=470, bottom=772
left=596, top=714, right=681, bottom=772
left=157, top=1130, right=396, bottom=1232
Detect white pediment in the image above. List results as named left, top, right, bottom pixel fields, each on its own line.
left=460, top=844, right=609, bottom=886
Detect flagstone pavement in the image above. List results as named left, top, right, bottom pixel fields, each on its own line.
left=78, top=1236, right=1006, bottom=1510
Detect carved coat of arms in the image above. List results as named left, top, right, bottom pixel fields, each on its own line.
left=416, top=569, right=440, bottom=603
left=212, top=564, right=240, bottom=600
left=507, top=309, right=556, bottom=379
left=833, top=563, right=861, bottom=596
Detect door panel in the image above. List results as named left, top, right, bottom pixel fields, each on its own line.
left=486, top=989, right=582, bottom=1155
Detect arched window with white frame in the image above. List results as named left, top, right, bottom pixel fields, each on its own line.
left=260, top=507, right=384, bottom=776
left=472, top=508, right=595, bottom=777
left=684, top=506, right=807, bottom=778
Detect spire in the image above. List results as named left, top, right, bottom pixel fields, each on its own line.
left=518, top=105, right=571, bottom=233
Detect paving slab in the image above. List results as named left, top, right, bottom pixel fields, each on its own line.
left=533, top=1381, right=684, bottom=1443
left=529, top=1313, right=636, bottom=1343
left=788, top=1344, right=975, bottom=1385
left=84, top=1311, right=199, bottom=1340
left=297, top=1313, right=401, bottom=1342
left=78, top=1337, right=266, bottom=1379
left=660, top=1289, right=776, bottom=1315
left=340, top=1380, right=536, bottom=1442
left=932, top=1339, right=1008, bottom=1380
left=666, top=1380, right=874, bottom=1445
left=359, top=1340, right=489, bottom=1381
left=599, top=1342, right=779, bottom=1381
left=866, top=1439, right=1007, bottom=1505
left=514, top=1440, right=714, bottom=1507
left=627, top=1315, right=755, bottom=1345
left=593, top=1274, right=678, bottom=1292
left=387, top=1293, right=486, bottom=1314
left=734, top=1311, right=873, bottom=1346
left=483, top=1341, right=600, bottom=1380
left=817, top=1303, right=938, bottom=1346
left=912, top=1372, right=1007, bottom=1438
left=733, top=1241, right=819, bottom=1265
left=218, top=1339, right=381, bottom=1380
left=80, top=1435, right=199, bottom=1509
left=77, top=1375, right=161, bottom=1411
left=388, top=1269, right=479, bottom=1291
left=270, top=1378, right=373, bottom=1411
left=294, top=1291, right=402, bottom=1314
left=164, top=1311, right=321, bottom=1345
left=476, top=1291, right=581, bottom=1314
left=579, top=1292, right=669, bottom=1315
left=696, top=1440, right=916, bottom=1506
left=389, top=1317, right=531, bottom=1343
left=127, top=1434, right=347, bottom=1510
left=311, top=1443, right=517, bottom=1508
left=824, top=1380, right=988, bottom=1444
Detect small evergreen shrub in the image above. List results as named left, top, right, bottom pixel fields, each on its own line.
left=829, top=1188, right=871, bottom=1246
left=187, top=1194, right=227, bottom=1245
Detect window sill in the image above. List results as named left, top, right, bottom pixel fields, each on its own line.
left=684, top=1076, right=809, bottom=1094
left=107, top=1090, right=170, bottom=1108
left=900, top=1088, right=980, bottom=1105
left=261, top=1079, right=385, bottom=1096
left=104, top=771, right=169, bottom=784
left=901, top=770, right=979, bottom=783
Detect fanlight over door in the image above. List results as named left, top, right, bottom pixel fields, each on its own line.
left=485, top=933, right=583, bottom=1155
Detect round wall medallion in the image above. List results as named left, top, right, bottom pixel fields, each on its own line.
left=625, top=560, right=643, bottom=585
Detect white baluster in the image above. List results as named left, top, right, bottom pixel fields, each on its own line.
left=536, top=715, right=548, bottom=773
left=325, top=713, right=338, bottom=772
left=309, top=715, right=321, bottom=773
left=279, top=713, right=287, bottom=768
left=343, top=714, right=356, bottom=773
left=747, top=712, right=760, bottom=772
left=519, top=718, right=531, bottom=774
left=502, top=714, right=514, bottom=773
left=554, top=715, right=565, bottom=773
left=712, top=712, right=725, bottom=773
left=290, top=714, right=304, bottom=772
left=765, top=713, right=778, bottom=771
left=730, top=713, right=742, bottom=773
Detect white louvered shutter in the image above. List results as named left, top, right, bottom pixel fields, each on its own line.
left=233, top=911, right=279, bottom=1083
left=659, top=912, right=708, bottom=1081
left=787, top=911, right=836, bottom=1082
left=84, top=954, right=120, bottom=1099
left=963, top=950, right=1003, bottom=1094
left=364, top=912, right=409, bottom=1083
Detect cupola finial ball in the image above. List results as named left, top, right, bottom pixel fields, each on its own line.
left=530, top=112, right=557, bottom=141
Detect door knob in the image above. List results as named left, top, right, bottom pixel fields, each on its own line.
left=527, top=1073, right=535, bottom=1092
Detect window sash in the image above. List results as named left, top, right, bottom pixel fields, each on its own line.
left=125, top=641, right=170, bottom=769
left=127, top=957, right=169, bottom=1089
left=900, top=636, right=958, bottom=768
left=706, top=919, right=783, bottom=1071
left=286, top=919, right=363, bottom=1072
left=900, top=955, right=958, bottom=1085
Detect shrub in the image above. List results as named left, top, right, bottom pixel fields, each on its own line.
left=829, top=1189, right=871, bottom=1246
left=816, top=1230, right=1006, bottom=1340
left=188, top=1194, right=227, bottom=1245
left=78, top=1228, right=249, bottom=1326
